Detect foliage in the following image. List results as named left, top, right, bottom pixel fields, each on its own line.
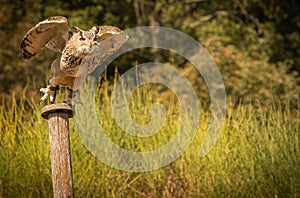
left=0, top=0, right=299, bottom=108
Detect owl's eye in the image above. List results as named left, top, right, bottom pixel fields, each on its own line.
left=79, top=37, right=86, bottom=41
left=93, top=37, right=98, bottom=41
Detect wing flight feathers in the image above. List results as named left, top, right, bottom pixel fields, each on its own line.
left=20, top=16, right=70, bottom=60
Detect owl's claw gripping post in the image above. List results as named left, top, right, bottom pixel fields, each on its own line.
left=40, top=85, right=58, bottom=103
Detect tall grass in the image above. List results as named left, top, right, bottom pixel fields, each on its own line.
left=0, top=78, right=299, bottom=197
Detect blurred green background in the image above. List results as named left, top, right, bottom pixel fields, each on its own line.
left=0, top=0, right=299, bottom=107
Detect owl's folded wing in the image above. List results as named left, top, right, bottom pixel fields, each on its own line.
left=20, top=16, right=70, bottom=60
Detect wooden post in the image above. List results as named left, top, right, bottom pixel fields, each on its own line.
left=41, top=103, right=74, bottom=198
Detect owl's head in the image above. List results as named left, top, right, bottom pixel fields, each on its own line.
left=67, top=27, right=94, bottom=54
left=70, top=26, right=95, bottom=40
left=68, top=26, right=128, bottom=55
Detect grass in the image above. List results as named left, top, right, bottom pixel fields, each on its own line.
left=0, top=77, right=299, bottom=197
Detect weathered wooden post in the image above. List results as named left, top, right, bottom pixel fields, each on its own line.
left=41, top=103, right=74, bottom=198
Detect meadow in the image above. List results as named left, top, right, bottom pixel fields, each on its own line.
left=0, top=78, right=299, bottom=197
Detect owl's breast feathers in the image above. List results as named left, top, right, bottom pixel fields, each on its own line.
left=61, top=55, right=83, bottom=69
left=60, top=48, right=84, bottom=75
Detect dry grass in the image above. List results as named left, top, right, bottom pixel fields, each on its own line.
left=0, top=79, right=299, bottom=197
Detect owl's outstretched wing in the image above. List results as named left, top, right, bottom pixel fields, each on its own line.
left=20, top=16, right=70, bottom=60
left=76, top=26, right=129, bottom=76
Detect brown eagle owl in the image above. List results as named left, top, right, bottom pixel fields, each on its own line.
left=20, top=16, right=128, bottom=103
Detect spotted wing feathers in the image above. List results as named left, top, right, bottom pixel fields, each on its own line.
left=20, top=16, right=70, bottom=60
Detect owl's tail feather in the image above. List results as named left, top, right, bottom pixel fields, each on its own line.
left=63, top=89, right=82, bottom=115
left=64, top=89, right=82, bottom=105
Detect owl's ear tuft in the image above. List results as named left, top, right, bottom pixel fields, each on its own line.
left=71, top=26, right=82, bottom=33
left=91, top=26, right=100, bottom=34
left=68, top=31, right=73, bottom=40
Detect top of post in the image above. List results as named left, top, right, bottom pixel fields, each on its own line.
left=41, top=103, right=73, bottom=119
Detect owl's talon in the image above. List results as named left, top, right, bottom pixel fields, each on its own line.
left=40, top=85, right=57, bottom=103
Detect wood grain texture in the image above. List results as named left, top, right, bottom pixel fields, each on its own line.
left=41, top=103, right=73, bottom=119
left=41, top=103, right=74, bottom=198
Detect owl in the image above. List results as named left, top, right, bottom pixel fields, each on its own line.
left=20, top=16, right=128, bottom=103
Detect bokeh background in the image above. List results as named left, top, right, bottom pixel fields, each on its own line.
left=0, top=0, right=299, bottom=107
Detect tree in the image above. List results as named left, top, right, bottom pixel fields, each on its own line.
left=0, top=0, right=299, bottom=108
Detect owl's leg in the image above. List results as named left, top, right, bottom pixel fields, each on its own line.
left=40, top=85, right=59, bottom=103
left=50, top=86, right=59, bottom=103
